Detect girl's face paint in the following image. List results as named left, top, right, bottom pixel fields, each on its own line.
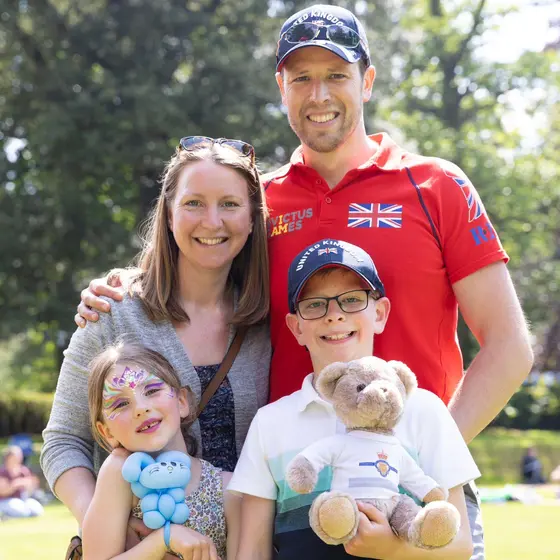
left=101, top=366, right=175, bottom=420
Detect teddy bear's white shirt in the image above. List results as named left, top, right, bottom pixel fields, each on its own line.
left=298, top=430, right=441, bottom=501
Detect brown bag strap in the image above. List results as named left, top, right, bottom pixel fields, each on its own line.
left=195, top=327, right=248, bottom=419
left=64, top=536, right=82, bottom=560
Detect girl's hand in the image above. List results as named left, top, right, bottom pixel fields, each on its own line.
left=344, top=501, right=402, bottom=559
left=170, top=524, right=219, bottom=560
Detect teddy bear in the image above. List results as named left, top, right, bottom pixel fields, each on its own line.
left=285, top=356, right=461, bottom=549
left=122, top=450, right=191, bottom=530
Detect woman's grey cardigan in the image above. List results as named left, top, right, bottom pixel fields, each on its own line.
left=40, top=295, right=270, bottom=491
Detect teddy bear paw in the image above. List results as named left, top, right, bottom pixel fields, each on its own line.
left=310, top=492, right=359, bottom=545
left=286, top=455, right=318, bottom=494
left=409, top=501, right=461, bottom=549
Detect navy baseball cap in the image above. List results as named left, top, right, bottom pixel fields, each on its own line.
left=276, top=4, right=371, bottom=71
left=288, top=239, right=385, bottom=313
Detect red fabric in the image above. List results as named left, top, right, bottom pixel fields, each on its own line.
left=0, top=465, right=32, bottom=499
left=264, top=133, right=508, bottom=404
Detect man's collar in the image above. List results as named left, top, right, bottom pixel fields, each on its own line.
left=297, top=373, right=331, bottom=412
left=288, top=132, right=405, bottom=173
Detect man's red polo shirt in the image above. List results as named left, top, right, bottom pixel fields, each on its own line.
left=264, top=133, right=508, bottom=404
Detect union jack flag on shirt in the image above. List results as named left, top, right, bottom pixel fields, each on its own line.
left=348, top=203, right=403, bottom=229
left=443, top=169, right=484, bottom=223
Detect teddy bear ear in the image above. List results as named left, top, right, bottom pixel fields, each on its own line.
left=316, top=362, right=346, bottom=401
left=388, top=360, right=418, bottom=396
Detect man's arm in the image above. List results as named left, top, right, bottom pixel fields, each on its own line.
left=75, top=273, right=128, bottom=327
left=236, top=494, right=275, bottom=560
left=450, top=261, right=533, bottom=442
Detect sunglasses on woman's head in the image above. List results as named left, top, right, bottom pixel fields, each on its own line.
left=179, top=136, right=255, bottom=165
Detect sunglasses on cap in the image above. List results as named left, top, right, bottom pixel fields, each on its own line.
left=179, top=136, right=255, bottom=165
left=281, top=22, right=363, bottom=49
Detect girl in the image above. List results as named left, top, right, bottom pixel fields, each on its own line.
left=82, top=340, right=240, bottom=560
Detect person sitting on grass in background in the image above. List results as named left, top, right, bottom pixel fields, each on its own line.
left=520, top=446, right=546, bottom=485
left=230, top=239, right=479, bottom=560
left=82, top=340, right=240, bottom=560
left=0, top=446, right=44, bottom=519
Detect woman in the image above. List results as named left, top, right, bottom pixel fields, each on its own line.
left=40, top=137, right=270, bottom=542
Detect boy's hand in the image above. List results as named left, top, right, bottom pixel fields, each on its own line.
left=75, top=272, right=125, bottom=328
left=344, top=502, right=401, bottom=559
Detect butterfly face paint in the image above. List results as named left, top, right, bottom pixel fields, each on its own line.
left=102, top=366, right=175, bottom=421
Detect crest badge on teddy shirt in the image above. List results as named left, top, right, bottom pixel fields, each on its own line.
left=359, top=450, right=398, bottom=478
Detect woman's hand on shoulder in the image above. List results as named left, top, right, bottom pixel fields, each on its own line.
left=169, top=524, right=219, bottom=560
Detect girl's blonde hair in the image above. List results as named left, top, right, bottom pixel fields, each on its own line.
left=129, top=144, right=270, bottom=326
left=88, top=340, right=197, bottom=454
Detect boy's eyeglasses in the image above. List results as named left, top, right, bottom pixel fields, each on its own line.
left=296, top=289, right=379, bottom=320
left=179, top=136, right=255, bottom=165
left=281, top=22, right=362, bottom=49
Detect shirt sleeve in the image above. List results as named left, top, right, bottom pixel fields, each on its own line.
left=431, top=158, right=508, bottom=284
left=39, top=315, right=109, bottom=493
left=227, top=410, right=278, bottom=500
left=396, top=390, right=481, bottom=491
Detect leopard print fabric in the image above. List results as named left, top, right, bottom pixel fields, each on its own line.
left=133, top=459, right=227, bottom=559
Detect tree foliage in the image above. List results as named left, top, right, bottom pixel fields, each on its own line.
left=0, top=0, right=559, bottom=388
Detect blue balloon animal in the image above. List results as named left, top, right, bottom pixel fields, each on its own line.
left=122, top=451, right=191, bottom=532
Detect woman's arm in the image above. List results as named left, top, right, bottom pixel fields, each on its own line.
left=344, top=486, right=473, bottom=560
left=53, top=468, right=97, bottom=525
left=235, top=494, right=275, bottom=560
left=40, top=315, right=108, bottom=518
left=222, top=472, right=242, bottom=560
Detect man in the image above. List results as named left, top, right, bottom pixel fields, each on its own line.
left=263, top=5, right=532, bottom=444
left=77, top=5, right=533, bottom=558
left=262, top=7, right=532, bottom=557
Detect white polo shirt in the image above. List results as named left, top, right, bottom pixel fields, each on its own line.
left=229, top=373, right=480, bottom=544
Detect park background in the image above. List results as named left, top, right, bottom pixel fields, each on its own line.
left=0, top=0, right=559, bottom=558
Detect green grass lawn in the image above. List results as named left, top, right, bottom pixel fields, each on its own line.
left=0, top=502, right=77, bottom=560
left=0, top=501, right=558, bottom=560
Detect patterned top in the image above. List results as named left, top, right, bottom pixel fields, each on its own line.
left=133, top=459, right=227, bottom=559
left=195, top=364, right=237, bottom=471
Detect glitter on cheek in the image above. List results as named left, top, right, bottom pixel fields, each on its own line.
left=104, top=407, right=124, bottom=421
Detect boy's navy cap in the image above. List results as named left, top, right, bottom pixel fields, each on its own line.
left=288, top=239, right=385, bottom=313
left=276, top=5, right=371, bottom=71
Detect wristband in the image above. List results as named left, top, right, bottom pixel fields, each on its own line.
left=164, top=521, right=171, bottom=551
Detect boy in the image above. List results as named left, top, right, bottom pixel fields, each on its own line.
left=229, top=239, right=478, bottom=560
